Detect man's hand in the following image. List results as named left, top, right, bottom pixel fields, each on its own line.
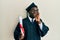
left=19, top=32, right=25, bottom=40
left=35, top=13, right=41, bottom=24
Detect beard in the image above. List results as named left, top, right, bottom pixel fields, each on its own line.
left=29, top=14, right=35, bottom=18
left=29, top=12, right=39, bottom=18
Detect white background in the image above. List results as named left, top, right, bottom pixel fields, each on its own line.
left=0, top=0, right=60, bottom=40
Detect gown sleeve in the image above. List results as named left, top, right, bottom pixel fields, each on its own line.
left=14, top=23, right=21, bottom=40
left=37, top=19, right=49, bottom=37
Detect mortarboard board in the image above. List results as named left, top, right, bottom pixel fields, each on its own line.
left=26, top=3, right=37, bottom=12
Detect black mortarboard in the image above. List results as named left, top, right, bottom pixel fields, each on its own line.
left=26, top=3, right=37, bottom=12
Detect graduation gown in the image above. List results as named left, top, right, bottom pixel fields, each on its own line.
left=14, top=17, right=49, bottom=40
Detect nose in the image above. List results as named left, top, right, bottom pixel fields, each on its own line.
left=34, top=11, right=39, bottom=14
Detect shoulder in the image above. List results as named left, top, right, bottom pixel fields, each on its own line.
left=22, top=17, right=28, bottom=22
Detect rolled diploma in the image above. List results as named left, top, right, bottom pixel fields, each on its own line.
left=19, top=16, right=24, bottom=36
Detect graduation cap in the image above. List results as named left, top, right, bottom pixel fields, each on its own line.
left=26, top=3, right=37, bottom=12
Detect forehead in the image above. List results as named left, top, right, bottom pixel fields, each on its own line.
left=31, top=7, right=38, bottom=10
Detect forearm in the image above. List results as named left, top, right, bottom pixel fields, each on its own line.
left=38, top=19, right=49, bottom=37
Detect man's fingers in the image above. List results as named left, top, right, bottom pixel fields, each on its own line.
left=20, top=32, right=25, bottom=40
left=35, top=13, right=40, bottom=22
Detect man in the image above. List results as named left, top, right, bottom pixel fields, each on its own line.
left=14, top=3, right=49, bottom=40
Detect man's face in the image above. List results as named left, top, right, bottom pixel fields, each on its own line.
left=29, top=7, right=39, bottom=18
